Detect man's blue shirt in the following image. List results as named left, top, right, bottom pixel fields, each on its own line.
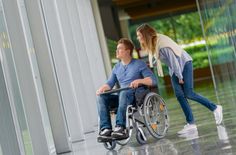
left=106, top=59, right=157, bottom=88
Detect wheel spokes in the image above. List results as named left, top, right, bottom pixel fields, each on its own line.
left=146, top=95, right=167, bottom=135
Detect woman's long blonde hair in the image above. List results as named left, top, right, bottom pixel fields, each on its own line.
left=136, top=23, right=157, bottom=55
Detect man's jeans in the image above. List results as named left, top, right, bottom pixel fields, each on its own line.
left=171, top=61, right=217, bottom=124
left=97, top=89, right=134, bottom=130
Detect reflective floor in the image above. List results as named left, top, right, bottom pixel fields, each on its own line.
left=61, top=81, right=236, bottom=155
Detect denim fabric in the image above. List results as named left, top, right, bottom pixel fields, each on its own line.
left=97, top=89, right=135, bottom=130
left=171, top=61, right=217, bottom=124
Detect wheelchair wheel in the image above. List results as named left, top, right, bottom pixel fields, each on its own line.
left=143, top=92, right=169, bottom=139
left=103, top=140, right=116, bottom=150
left=136, top=130, right=147, bottom=145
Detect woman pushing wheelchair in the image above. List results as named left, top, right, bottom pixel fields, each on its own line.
left=136, top=23, right=223, bottom=135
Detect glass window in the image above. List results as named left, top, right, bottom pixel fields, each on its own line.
left=198, top=0, right=236, bottom=109
left=0, top=0, right=33, bottom=154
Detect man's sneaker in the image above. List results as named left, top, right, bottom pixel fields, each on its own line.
left=97, top=129, right=112, bottom=142
left=214, top=105, right=223, bottom=125
left=177, top=124, right=197, bottom=135
left=111, top=126, right=128, bottom=140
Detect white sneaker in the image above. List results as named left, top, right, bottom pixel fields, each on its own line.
left=178, top=129, right=199, bottom=140
left=214, top=105, right=223, bottom=125
left=177, top=124, right=197, bottom=135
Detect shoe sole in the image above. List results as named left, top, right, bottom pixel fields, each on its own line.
left=178, top=134, right=199, bottom=140
left=177, top=128, right=197, bottom=135
left=111, top=133, right=129, bottom=140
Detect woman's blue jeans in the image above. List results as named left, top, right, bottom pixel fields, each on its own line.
left=171, top=61, right=217, bottom=124
left=97, top=89, right=134, bottom=130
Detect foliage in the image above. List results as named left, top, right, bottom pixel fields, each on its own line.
left=129, top=12, right=203, bottom=48
left=107, top=11, right=235, bottom=71
left=107, top=38, right=117, bottom=59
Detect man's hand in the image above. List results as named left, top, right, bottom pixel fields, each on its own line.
left=179, top=79, right=184, bottom=84
left=130, top=77, right=153, bottom=88
left=96, top=84, right=110, bottom=95
left=130, top=79, right=141, bottom=88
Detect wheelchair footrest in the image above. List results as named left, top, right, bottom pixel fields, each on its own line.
left=111, top=133, right=129, bottom=140
left=97, top=136, right=113, bottom=143
left=97, top=134, right=129, bottom=143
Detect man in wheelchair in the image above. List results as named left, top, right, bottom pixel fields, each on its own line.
left=96, top=38, right=157, bottom=141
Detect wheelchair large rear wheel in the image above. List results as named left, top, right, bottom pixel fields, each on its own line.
left=143, top=92, right=169, bottom=139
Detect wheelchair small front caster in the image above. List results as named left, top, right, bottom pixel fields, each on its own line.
left=103, top=140, right=116, bottom=150
left=136, top=130, right=147, bottom=145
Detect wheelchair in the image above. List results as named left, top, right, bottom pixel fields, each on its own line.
left=98, top=86, right=169, bottom=150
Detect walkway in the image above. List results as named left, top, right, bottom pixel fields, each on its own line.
left=62, top=81, right=236, bottom=155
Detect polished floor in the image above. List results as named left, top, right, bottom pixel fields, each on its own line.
left=61, top=81, right=236, bottom=155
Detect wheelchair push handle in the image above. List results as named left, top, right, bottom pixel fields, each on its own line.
left=100, top=85, right=157, bottom=95
left=100, top=87, right=131, bottom=95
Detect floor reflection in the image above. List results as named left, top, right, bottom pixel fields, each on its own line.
left=61, top=81, right=236, bottom=155
left=178, top=130, right=201, bottom=155
left=117, top=138, right=178, bottom=155
left=216, top=125, right=232, bottom=153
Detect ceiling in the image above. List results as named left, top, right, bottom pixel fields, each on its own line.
left=112, top=0, right=197, bottom=22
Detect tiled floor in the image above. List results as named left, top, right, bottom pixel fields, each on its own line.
left=61, top=81, right=236, bottom=155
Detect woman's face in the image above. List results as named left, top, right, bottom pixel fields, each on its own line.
left=136, top=31, right=144, bottom=44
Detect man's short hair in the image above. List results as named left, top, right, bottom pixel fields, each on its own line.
left=118, top=38, right=134, bottom=56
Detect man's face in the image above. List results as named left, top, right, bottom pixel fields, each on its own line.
left=116, top=43, right=130, bottom=59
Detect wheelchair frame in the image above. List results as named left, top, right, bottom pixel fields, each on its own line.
left=99, top=87, right=169, bottom=150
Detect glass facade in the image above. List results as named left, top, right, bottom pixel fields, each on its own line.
left=197, top=0, right=236, bottom=104
left=0, top=0, right=106, bottom=154
left=0, top=60, right=21, bottom=155
left=0, top=0, right=33, bottom=154
left=18, top=0, right=55, bottom=150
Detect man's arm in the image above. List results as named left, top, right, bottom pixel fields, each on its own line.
left=130, top=61, right=157, bottom=88
left=130, top=77, right=153, bottom=88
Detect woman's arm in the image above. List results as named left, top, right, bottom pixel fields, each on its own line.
left=160, top=48, right=183, bottom=81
